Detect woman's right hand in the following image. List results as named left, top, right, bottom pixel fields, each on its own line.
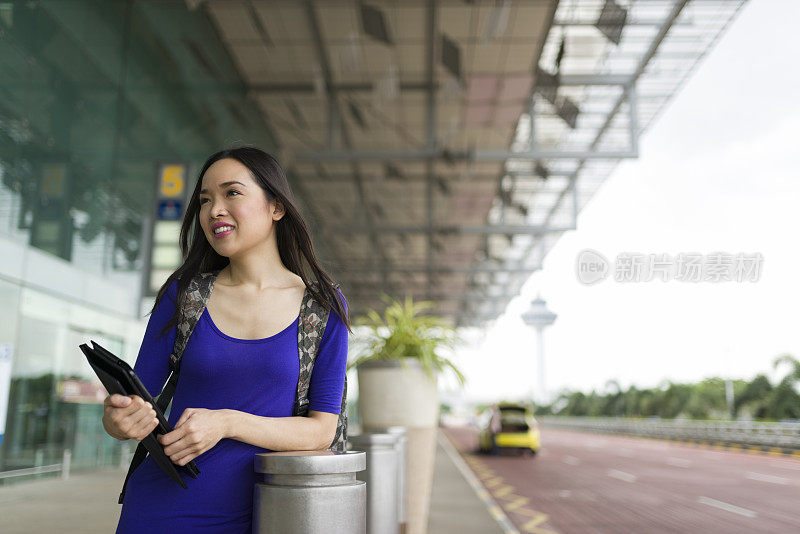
left=102, top=394, right=159, bottom=441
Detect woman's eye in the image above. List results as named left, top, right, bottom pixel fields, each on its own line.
left=200, top=190, right=239, bottom=204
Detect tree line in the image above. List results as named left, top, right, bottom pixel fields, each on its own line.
left=535, top=353, right=800, bottom=421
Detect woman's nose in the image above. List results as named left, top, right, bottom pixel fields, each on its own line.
left=210, top=203, right=227, bottom=216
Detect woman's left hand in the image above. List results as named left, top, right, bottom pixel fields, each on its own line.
left=158, top=408, right=229, bottom=466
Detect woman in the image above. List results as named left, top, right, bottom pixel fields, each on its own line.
left=102, top=146, right=351, bottom=532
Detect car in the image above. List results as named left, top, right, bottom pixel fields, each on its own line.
left=477, top=402, right=540, bottom=456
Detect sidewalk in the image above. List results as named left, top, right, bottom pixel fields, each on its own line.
left=0, top=428, right=504, bottom=533
left=429, top=428, right=509, bottom=534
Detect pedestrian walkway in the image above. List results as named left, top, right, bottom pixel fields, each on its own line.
left=0, top=427, right=504, bottom=533
left=429, top=428, right=509, bottom=534
left=0, top=466, right=122, bottom=533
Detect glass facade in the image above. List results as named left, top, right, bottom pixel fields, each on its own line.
left=1, top=0, right=278, bottom=274
left=0, top=0, right=280, bottom=485
left=0, top=277, right=130, bottom=483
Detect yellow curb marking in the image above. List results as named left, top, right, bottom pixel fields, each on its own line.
left=485, top=476, right=505, bottom=488
left=504, top=495, right=531, bottom=512
left=463, top=454, right=559, bottom=534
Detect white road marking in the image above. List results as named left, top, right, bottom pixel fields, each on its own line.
left=558, top=489, right=571, bottom=498
left=771, top=461, right=800, bottom=471
left=562, top=455, right=580, bottom=465
left=697, top=496, right=757, bottom=518
left=607, top=469, right=637, bottom=483
left=616, top=448, right=634, bottom=457
left=745, top=471, right=790, bottom=485
left=666, top=457, right=692, bottom=468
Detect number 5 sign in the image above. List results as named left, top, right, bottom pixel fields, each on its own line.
left=159, top=164, right=186, bottom=198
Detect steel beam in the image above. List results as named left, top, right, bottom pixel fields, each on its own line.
left=295, top=148, right=639, bottom=162
left=296, top=169, right=578, bottom=182
left=348, top=293, right=518, bottom=302
left=248, top=74, right=632, bottom=95
left=425, top=0, right=437, bottom=299
left=626, top=83, right=640, bottom=157
left=331, top=224, right=574, bottom=235
left=338, top=264, right=541, bottom=274
left=553, top=19, right=693, bottom=28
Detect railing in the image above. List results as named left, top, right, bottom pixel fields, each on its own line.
left=0, top=449, right=72, bottom=481
left=538, top=416, right=800, bottom=449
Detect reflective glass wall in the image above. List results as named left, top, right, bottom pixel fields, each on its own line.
left=0, top=277, right=132, bottom=483
left=0, top=0, right=279, bottom=484
left=1, top=0, right=277, bottom=274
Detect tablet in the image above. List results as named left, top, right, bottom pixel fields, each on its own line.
left=79, top=341, right=200, bottom=488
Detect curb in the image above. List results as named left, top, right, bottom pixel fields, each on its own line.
left=539, top=425, right=800, bottom=460
left=437, top=430, right=520, bottom=534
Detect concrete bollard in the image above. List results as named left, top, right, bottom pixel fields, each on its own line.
left=253, top=450, right=366, bottom=534
left=349, top=433, right=400, bottom=534
left=365, top=427, right=407, bottom=534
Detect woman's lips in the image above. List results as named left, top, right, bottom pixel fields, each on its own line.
left=213, top=227, right=234, bottom=239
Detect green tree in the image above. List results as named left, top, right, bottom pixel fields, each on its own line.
left=767, top=354, right=800, bottom=420
left=735, top=374, right=772, bottom=419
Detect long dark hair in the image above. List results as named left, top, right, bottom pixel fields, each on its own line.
left=150, top=146, right=351, bottom=337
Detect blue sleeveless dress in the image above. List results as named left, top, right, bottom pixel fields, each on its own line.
left=116, top=279, right=348, bottom=533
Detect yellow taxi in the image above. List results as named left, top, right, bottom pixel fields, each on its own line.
left=477, top=402, right=540, bottom=456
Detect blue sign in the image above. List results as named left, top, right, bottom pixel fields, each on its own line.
left=157, top=200, right=183, bottom=221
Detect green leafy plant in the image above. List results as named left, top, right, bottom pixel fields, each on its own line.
left=347, top=294, right=467, bottom=387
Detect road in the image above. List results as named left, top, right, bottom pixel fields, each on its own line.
left=442, top=425, right=800, bottom=533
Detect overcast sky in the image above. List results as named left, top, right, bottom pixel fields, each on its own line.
left=444, top=0, right=800, bottom=404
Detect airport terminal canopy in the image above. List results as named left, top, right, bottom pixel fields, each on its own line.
left=197, top=0, right=743, bottom=326
left=0, top=0, right=747, bottom=327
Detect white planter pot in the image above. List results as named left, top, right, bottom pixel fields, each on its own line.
left=356, top=358, right=440, bottom=534
left=357, top=358, right=440, bottom=428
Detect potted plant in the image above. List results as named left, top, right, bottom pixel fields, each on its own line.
left=348, top=294, right=466, bottom=534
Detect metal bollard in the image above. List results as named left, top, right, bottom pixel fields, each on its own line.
left=365, top=427, right=407, bottom=534
left=120, top=442, right=131, bottom=470
left=253, top=450, right=366, bottom=534
left=349, top=433, right=399, bottom=534
left=61, top=449, right=71, bottom=480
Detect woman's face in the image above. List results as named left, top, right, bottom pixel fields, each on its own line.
left=198, top=157, right=284, bottom=257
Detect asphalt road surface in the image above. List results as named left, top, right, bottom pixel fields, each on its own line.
left=442, top=425, right=800, bottom=534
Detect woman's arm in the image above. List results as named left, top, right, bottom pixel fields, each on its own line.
left=158, top=408, right=338, bottom=465
left=223, top=409, right=338, bottom=451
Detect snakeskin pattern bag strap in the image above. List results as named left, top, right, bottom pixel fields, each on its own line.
left=155, top=269, right=221, bottom=414
left=293, top=282, right=348, bottom=452
left=168, top=270, right=221, bottom=371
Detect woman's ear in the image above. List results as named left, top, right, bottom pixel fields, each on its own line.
left=272, top=199, right=286, bottom=221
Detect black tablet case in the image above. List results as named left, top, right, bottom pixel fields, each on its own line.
left=79, top=340, right=200, bottom=488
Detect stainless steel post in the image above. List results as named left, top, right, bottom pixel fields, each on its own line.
left=61, top=449, right=71, bottom=480
left=365, top=426, right=407, bottom=534
left=253, top=450, right=366, bottom=534
left=349, top=433, right=399, bottom=534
